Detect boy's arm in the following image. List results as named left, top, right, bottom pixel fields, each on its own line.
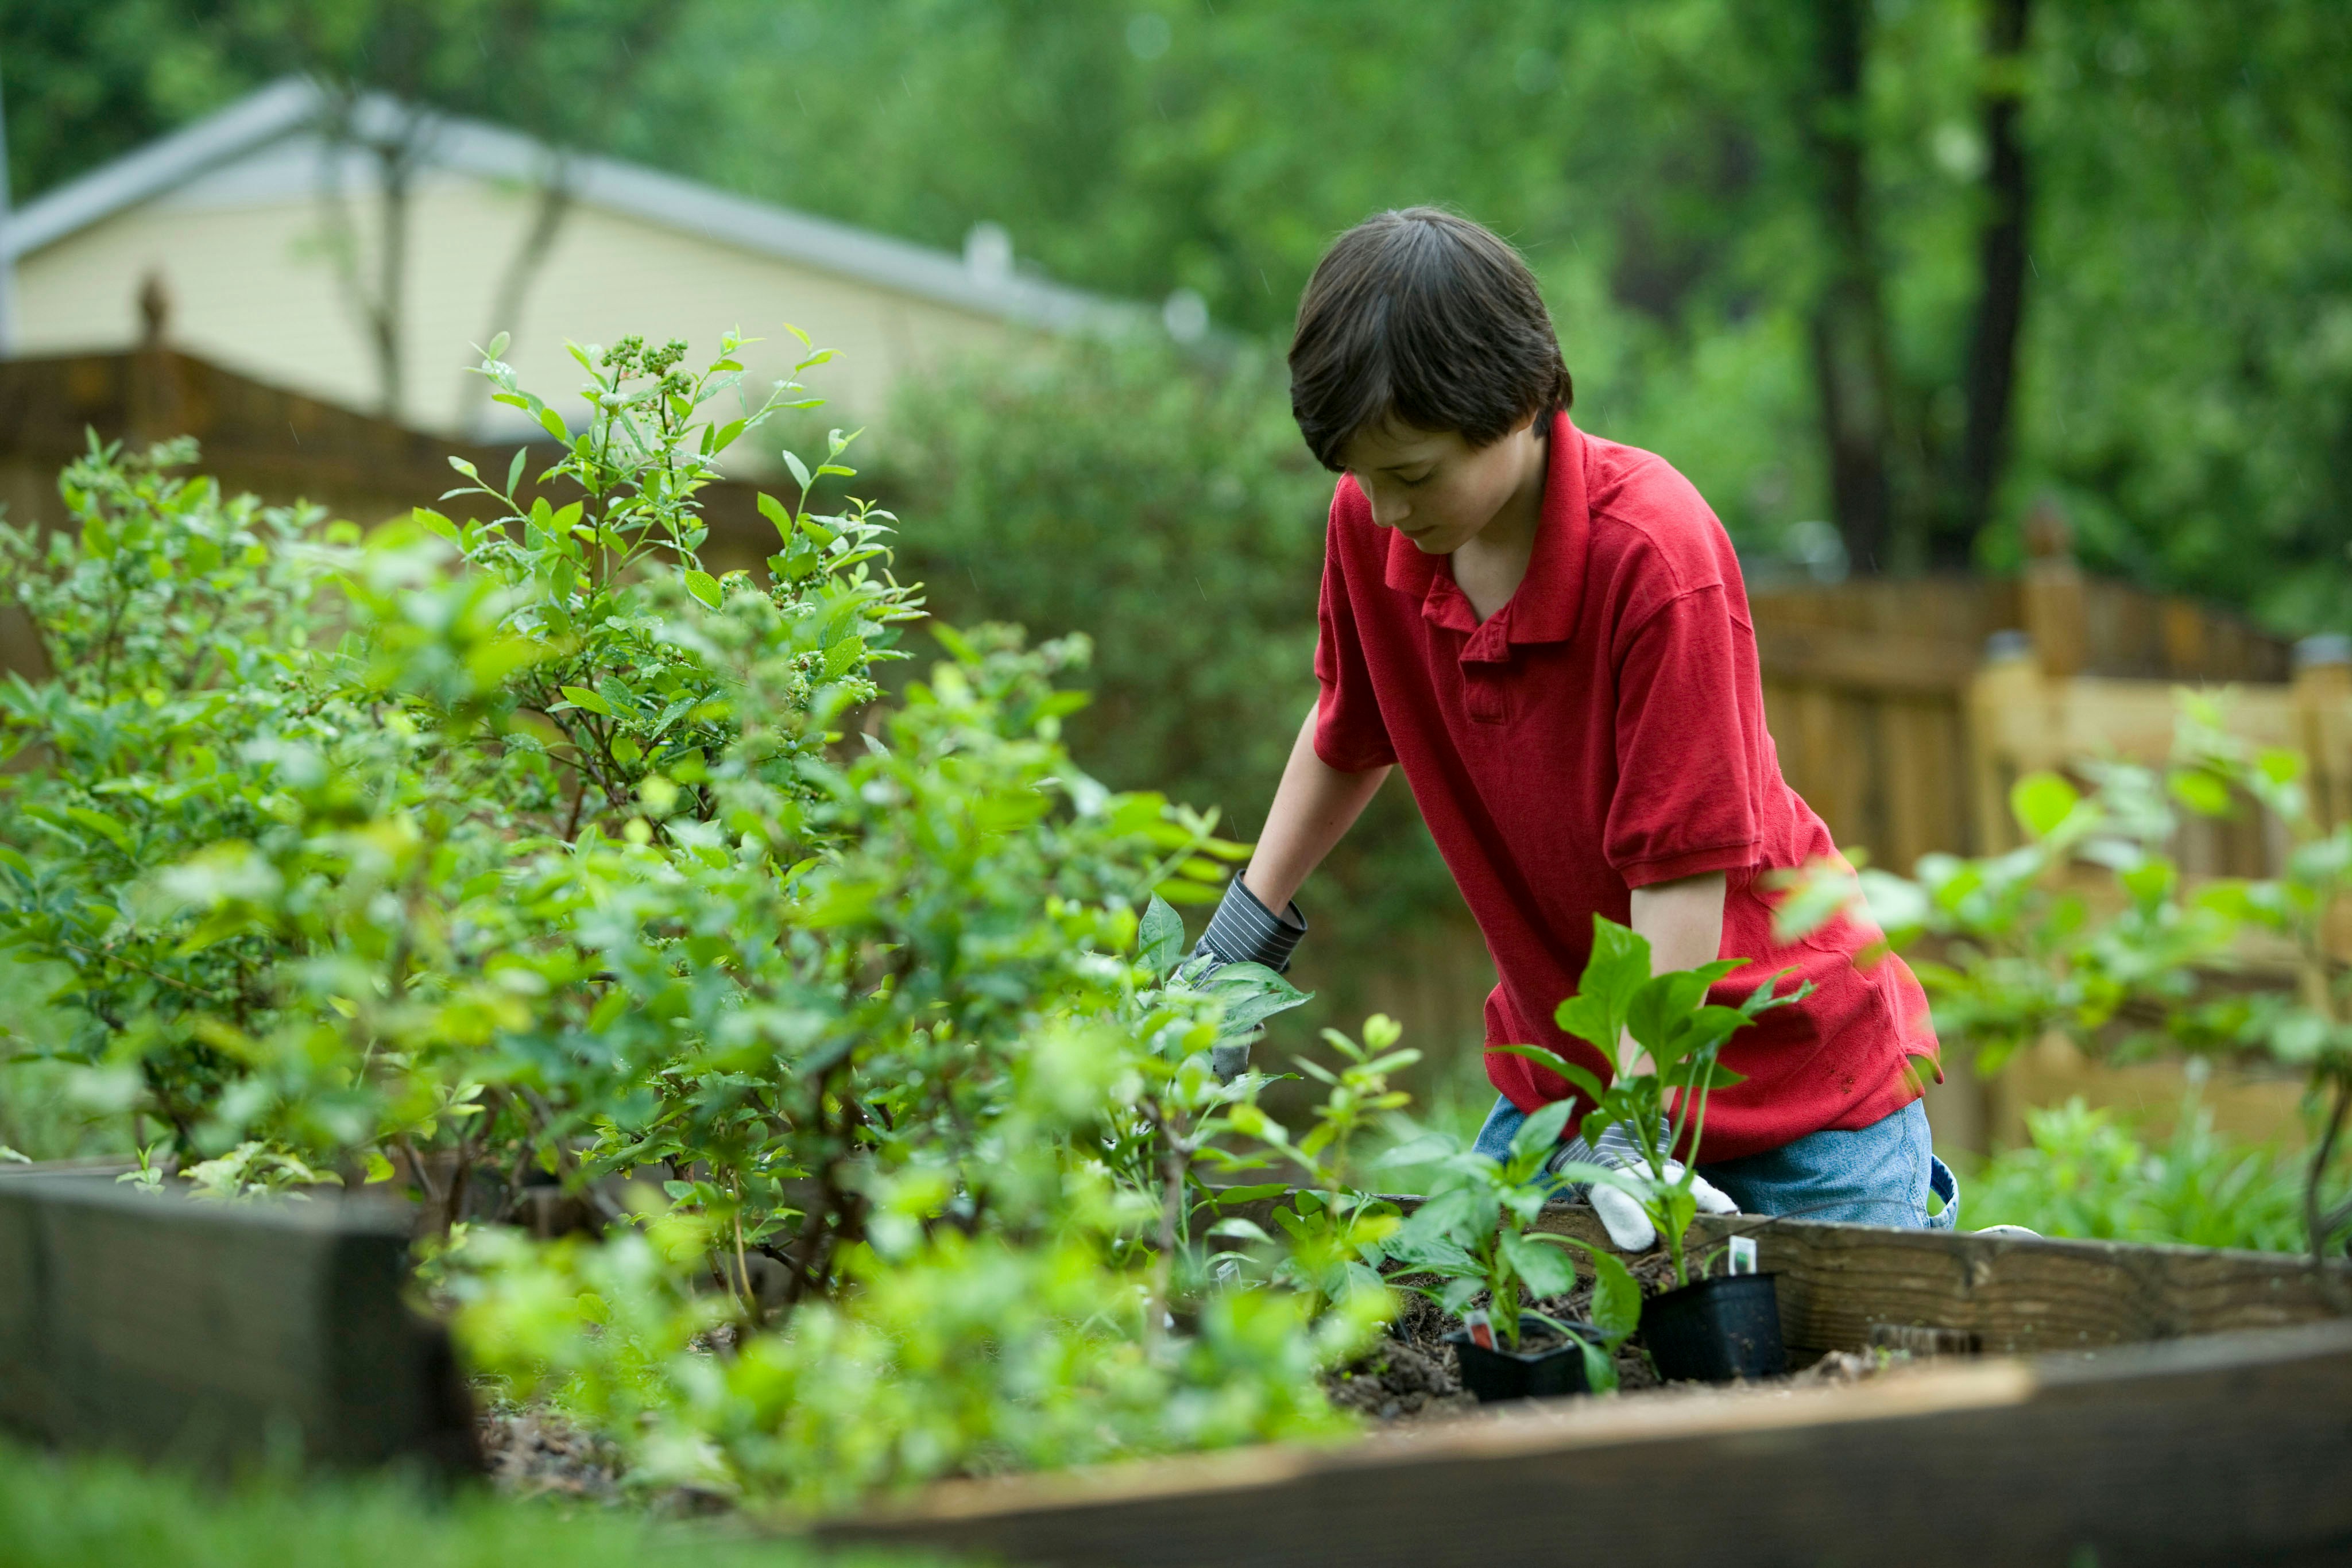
left=1630, top=871, right=1727, bottom=977
left=1566, top=869, right=1736, bottom=1246
left=1240, top=706, right=1390, bottom=911
left=1193, top=706, right=1387, bottom=990
left=1194, top=707, right=1386, bottom=1081
left=1622, top=870, right=1728, bottom=1078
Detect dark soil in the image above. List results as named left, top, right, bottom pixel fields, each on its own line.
left=1320, top=1249, right=1908, bottom=1423
left=478, top=1400, right=625, bottom=1500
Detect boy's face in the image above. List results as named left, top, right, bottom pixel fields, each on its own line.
left=1336, top=415, right=1545, bottom=556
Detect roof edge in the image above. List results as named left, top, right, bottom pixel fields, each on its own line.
left=6, top=77, right=324, bottom=260
left=5, top=79, right=1144, bottom=335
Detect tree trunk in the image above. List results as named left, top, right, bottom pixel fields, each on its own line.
left=1802, top=0, right=1905, bottom=575
left=1945, top=0, right=2036, bottom=566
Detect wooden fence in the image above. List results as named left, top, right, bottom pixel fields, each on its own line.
left=1750, top=548, right=2297, bottom=875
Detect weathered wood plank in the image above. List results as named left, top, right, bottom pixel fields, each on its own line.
left=1207, top=1193, right=2352, bottom=1356
left=0, top=1175, right=475, bottom=1476
left=1526, top=1205, right=2351, bottom=1355
left=819, top=1321, right=2352, bottom=1567
left=1752, top=624, right=1978, bottom=696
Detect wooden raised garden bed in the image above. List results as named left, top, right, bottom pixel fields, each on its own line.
left=818, top=1211, right=2352, bottom=1567
left=2, top=1168, right=2346, bottom=1565
left=0, top=1171, right=475, bottom=1476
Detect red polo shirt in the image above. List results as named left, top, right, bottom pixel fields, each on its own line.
left=1313, top=412, right=1938, bottom=1162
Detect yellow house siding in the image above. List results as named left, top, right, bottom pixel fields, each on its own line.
left=16, top=167, right=1017, bottom=471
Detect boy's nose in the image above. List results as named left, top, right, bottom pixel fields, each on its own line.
left=1369, top=494, right=1410, bottom=529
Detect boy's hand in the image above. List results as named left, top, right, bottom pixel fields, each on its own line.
left=1546, top=1124, right=1740, bottom=1252
left=1192, top=878, right=1307, bottom=1081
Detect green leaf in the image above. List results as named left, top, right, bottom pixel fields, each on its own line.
left=782, top=450, right=814, bottom=493
left=2168, top=766, right=2233, bottom=818
left=1500, top=1228, right=1577, bottom=1298
left=2011, top=772, right=2081, bottom=838
left=64, top=807, right=132, bottom=854
left=1139, top=895, right=1186, bottom=975
left=505, top=446, right=528, bottom=495
left=1575, top=1334, right=1618, bottom=1393
left=1485, top=1043, right=1609, bottom=1105
left=1555, top=916, right=1650, bottom=1058
left=1584, top=1248, right=1642, bottom=1341
left=757, top=491, right=795, bottom=543
left=1208, top=1183, right=1289, bottom=1205
left=1508, top=1098, right=1573, bottom=1162
left=684, top=569, right=723, bottom=609
left=559, top=685, right=613, bottom=717
left=821, top=637, right=866, bottom=681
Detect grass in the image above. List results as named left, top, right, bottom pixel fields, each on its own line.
left=0, top=1438, right=956, bottom=1568
left=1963, top=1094, right=2321, bottom=1252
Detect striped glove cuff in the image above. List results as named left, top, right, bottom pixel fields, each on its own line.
left=1196, top=876, right=1307, bottom=974
left=1544, top=1122, right=1643, bottom=1182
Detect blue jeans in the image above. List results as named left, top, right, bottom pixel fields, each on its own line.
left=1471, top=1095, right=1959, bottom=1229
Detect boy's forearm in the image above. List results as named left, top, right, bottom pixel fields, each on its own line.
left=1620, top=870, right=1728, bottom=1081
left=1630, top=870, right=1727, bottom=975
left=1240, top=706, right=1389, bottom=911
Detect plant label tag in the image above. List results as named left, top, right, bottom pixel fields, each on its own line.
left=1465, top=1309, right=1496, bottom=1350
left=1728, top=1236, right=1758, bottom=1275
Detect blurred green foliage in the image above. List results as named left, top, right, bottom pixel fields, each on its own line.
left=883, top=335, right=1459, bottom=963
left=1778, top=696, right=2352, bottom=1261
left=1967, top=1095, right=2314, bottom=1252
left=0, top=1434, right=949, bottom=1568
left=10, top=1, right=2350, bottom=618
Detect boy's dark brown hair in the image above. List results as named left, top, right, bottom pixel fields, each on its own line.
left=1288, top=207, right=1572, bottom=472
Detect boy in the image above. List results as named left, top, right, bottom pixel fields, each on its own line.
left=1196, top=207, right=1955, bottom=1245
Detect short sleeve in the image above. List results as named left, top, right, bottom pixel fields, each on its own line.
left=1311, top=501, right=1397, bottom=772
left=1605, top=583, right=1759, bottom=885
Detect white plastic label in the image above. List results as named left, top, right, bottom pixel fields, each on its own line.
left=1727, top=1235, right=1758, bottom=1275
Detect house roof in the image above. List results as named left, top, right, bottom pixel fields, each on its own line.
left=5, top=78, right=1133, bottom=335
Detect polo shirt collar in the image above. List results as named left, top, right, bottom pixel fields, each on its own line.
left=1381, top=411, right=1589, bottom=651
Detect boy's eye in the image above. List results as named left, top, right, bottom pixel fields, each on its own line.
left=1400, top=470, right=1434, bottom=487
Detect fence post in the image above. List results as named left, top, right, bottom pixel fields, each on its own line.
left=2295, top=636, right=2352, bottom=832
left=1968, top=630, right=2042, bottom=855
left=2020, top=497, right=2086, bottom=680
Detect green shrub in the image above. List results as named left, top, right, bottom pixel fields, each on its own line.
left=0, top=330, right=1389, bottom=1507
left=0, top=1435, right=946, bottom=1568
left=1967, top=1096, right=2312, bottom=1252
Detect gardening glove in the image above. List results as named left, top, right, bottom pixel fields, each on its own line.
left=1190, top=876, right=1306, bottom=1082
left=1547, top=1123, right=1740, bottom=1253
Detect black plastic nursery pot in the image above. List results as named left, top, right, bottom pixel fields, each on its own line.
left=1643, top=1272, right=1787, bottom=1383
left=1444, top=1315, right=1598, bottom=1403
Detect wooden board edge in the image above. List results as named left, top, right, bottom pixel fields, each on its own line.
left=814, top=1320, right=2352, bottom=1566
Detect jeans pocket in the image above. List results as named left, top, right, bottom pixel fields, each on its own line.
left=1925, top=1155, right=1960, bottom=1230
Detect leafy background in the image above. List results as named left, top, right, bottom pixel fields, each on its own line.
left=12, top=0, right=2350, bottom=620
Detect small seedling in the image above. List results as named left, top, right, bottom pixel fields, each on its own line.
left=1218, top=1015, right=1415, bottom=1319
left=1496, top=916, right=1806, bottom=1289
left=1376, top=1097, right=1642, bottom=1388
